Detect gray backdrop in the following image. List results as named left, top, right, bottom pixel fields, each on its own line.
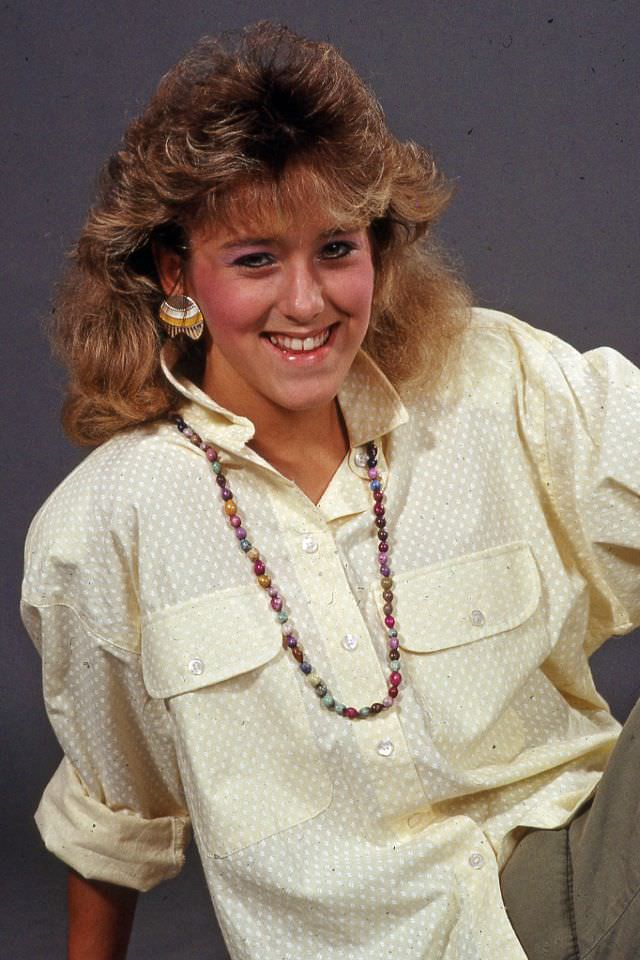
left=3, top=1, right=639, bottom=957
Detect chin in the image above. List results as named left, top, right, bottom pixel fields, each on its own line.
left=272, top=388, right=338, bottom=414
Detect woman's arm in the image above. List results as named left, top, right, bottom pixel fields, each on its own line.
left=68, top=870, right=138, bottom=960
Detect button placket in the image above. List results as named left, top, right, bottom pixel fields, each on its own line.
left=281, top=505, right=384, bottom=710
left=298, top=537, right=387, bottom=709
left=281, top=473, right=410, bottom=752
left=354, top=712, right=426, bottom=816
left=279, top=476, right=426, bottom=821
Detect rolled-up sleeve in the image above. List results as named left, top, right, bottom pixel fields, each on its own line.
left=21, top=489, right=191, bottom=892
left=34, top=756, right=189, bottom=892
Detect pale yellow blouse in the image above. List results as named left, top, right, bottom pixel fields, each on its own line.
left=22, top=309, right=640, bottom=960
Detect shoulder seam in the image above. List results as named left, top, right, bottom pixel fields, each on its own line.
left=468, top=313, right=557, bottom=354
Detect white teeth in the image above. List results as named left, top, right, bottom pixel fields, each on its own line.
left=268, top=328, right=331, bottom=352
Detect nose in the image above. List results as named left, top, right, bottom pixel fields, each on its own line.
left=278, top=260, right=324, bottom=324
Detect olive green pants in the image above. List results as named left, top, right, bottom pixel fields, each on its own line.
left=501, top=698, right=640, bottom=959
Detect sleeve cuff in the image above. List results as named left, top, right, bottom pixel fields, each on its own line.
left=35, top=758, right=191, bottom=892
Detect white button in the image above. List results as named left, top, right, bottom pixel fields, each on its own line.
left=468, top=852, right=484, bottom=869
left=470, top=609, right=485, bottom=627
left=301, top=534, right=318, bottom=554
left=376, top=739, right=395, bottom=757
left=354, top=450, right=368, bottom=468
left=188, top=658, right=204, bottom=675
left=342, top=633, right=359, bottom=651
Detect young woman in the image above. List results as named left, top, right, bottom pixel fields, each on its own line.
left=22, top=22, right=640, bottom=960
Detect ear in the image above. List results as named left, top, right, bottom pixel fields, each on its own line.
left=153, top=242, right=186, bottom=298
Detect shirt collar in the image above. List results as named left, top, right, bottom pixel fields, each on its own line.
left=160, top=342, right=408, bottom=455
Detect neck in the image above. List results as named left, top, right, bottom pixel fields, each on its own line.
left=249, top=397, right=348, bottom=465
left=250, top=401, right=350, bottom=505
left=200, top=369, right=350, bottom=505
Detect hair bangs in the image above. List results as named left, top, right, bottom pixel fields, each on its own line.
left=191, top=160, right=390, bottom=241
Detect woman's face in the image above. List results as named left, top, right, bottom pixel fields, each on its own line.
left=160, top=207, right=375, bottom=424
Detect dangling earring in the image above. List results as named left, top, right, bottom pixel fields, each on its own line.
left=159, top=295, right=204, bottom=340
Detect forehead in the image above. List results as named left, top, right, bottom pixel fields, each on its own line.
left=192, top=166, right=373, bottom=241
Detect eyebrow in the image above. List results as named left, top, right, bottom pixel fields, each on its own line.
left=220, top=227, right=360, bottom=250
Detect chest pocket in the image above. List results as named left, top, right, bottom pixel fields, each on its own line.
left=375, top=542, right=549, bottom=769
left=141, top=586, right=333, bottom=859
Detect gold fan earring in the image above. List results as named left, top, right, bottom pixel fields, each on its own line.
left=158, top=295, right=204, bottom=340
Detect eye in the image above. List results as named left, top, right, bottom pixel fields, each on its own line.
left=321, top=240, right=355, bottom=260
left=233, top=252, right=275, bottom=268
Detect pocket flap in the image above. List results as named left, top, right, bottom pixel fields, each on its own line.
left=141, top=586, right=283, bottom=698
left=381, top=541, right=541, bottom=653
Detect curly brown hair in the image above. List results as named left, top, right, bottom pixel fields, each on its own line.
left=52, top=22, right=470, bottom=445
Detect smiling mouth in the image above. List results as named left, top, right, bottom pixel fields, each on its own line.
left=266, top=327, right=332, bottom=353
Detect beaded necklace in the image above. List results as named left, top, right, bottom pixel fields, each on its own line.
left=173, top=414, right=403, bottom=719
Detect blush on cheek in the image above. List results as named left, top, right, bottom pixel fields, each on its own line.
left=334, top=266, right=374, bottom=315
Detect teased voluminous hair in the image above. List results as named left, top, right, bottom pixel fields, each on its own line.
left=52, top=21, right=470, bottom=445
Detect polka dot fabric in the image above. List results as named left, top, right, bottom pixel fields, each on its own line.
left=21, top=309, right=640, bottom=959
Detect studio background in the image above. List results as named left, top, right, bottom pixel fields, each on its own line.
left=2, top=2, right=638, bottom=957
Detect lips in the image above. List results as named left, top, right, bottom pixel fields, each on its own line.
left=266, top=326, right=332, bottom=353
